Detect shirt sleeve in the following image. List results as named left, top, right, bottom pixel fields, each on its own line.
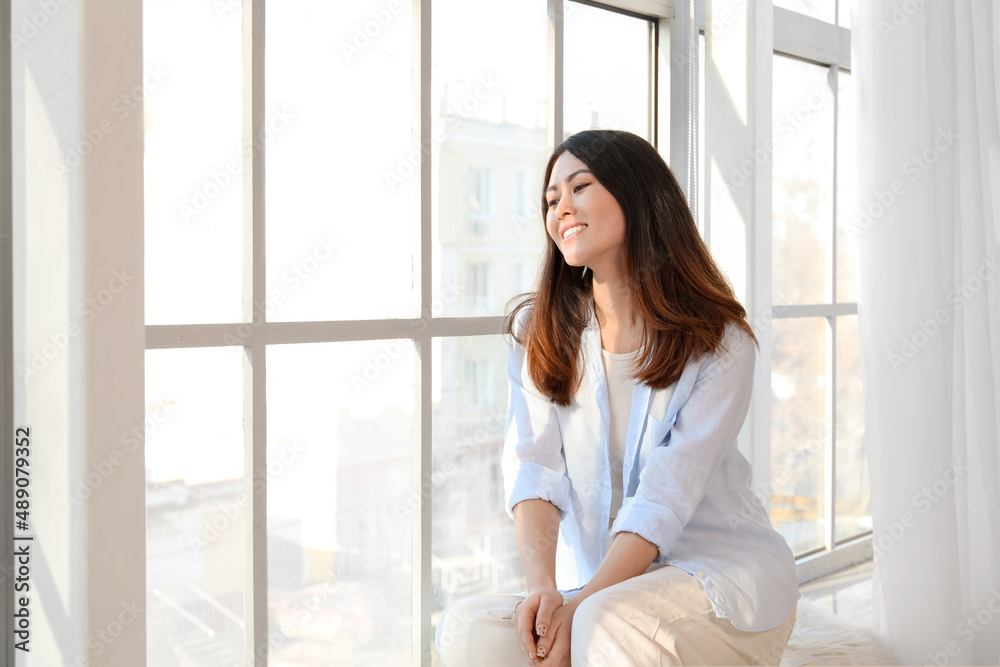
left=501, top=310, right=573, bottom=521
left=610, top=322, right=757, bottom=560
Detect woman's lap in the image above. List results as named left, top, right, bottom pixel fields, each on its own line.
left=571, top=566, right=796, bottom=666
left=435, top=565, right=797, bottom=667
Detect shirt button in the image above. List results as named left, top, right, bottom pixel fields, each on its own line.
left=697, top=571, right=705, bottom=577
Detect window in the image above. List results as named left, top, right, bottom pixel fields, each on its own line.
left=563, top=1, right=656, bottom=140
left=144, top=0, right=243, bottom=326
left=146, top=348, right=245, bottom=665
left=140, top=1, right=672, bottom=665
left=769, top=7, right=868, bottom=563
left=432, top=0, right=548, bottom=318
left=145, top=0, right=419, bottom=664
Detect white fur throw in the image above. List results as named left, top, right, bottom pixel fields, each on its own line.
left=779, top=597, right=900, bottom=666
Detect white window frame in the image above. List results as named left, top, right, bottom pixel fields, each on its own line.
left=769, top=5, right=871, bottom=583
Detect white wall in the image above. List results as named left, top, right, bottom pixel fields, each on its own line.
left=705, top=0, right=774, bottom=495
left=11, top=0, right=145, bottom=664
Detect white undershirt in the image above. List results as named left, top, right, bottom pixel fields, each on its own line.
left=600, top=347, right=640, bottom=538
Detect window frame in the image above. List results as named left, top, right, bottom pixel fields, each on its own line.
left=768, top=5, right=872, bottom=581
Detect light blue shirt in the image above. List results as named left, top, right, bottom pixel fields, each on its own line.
left=501, top=302, right=801, bottom=632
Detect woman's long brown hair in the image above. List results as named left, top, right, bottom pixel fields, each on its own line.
left=504, top=129, right=759, bottom=407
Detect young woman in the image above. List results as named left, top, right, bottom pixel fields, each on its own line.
left=435, top=130, right=800, bottom=666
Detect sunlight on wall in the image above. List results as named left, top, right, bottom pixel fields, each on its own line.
left=710, top=1, right=748, bottom=126
left=22, top=61, right=76, bottom=665
left=709, top=155, right=747, bottom=304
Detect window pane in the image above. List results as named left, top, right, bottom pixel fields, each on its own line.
left=564, top=3, right=653, bottom=140
left=836, top=70, right=858, bottom=303
left=773, top=0, right=835, bottom=24
left=267, top=341, right=415, bottom=665
left=144, top=0, right=242, bottom=325
left=771, top=317, right=828, bottom=555
left=266, top=0, right=417, bottom=321
left=432, top=0, right=548, bottom=316
left=835, top=315, right=870, bottom=542
left=431, top=335, right=522, bottom=660
left=839, top=2, right=851, bottom=29
left=772, top=56, right=833, bottom=305
left=146, top=347, right=245, bottom=666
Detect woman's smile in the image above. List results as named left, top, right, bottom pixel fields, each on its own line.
left=546, top=151, right=626, bottom=278
left=561, top=223, right=588, bottom=241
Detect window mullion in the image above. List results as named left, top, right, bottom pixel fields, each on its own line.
left=828, top=63, right=838, bottom=550
left=825, top=315, right=836, bottom=551
left=830, top=65, right=839, bottom=307
left=242, top=0, right=268, bottom=663
left=414, top=0, right=433, bottom=664
left=548, top=0, right=565, bottom=146
left=649, top=19, right=658, bottom=148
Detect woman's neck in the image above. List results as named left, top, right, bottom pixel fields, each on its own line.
left=592, top=275, right=643, bottom=354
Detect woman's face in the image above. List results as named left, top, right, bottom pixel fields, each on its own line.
left=545, top=151, right=627, bottom=280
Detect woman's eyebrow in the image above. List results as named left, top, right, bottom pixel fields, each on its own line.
left=546, top=169, right=593, bottom=193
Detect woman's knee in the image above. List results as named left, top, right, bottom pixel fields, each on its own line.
left=435, top=598, right=478, bottom=664
left=435, top=595, right=525, bottom=666
left=571, top=592, right=607, bottom=636
left=571, top=586, right=652, bottom=637
left=571, top=592, right=633, bottom=665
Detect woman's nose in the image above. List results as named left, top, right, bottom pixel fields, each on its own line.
left=555, top=191, right=575, bottom=218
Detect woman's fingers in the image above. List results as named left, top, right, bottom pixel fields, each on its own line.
left=535, top=618, right=570, bottom=664
left=534, top=605, right=567, bottom=659
left=540, top=632, right=571, bottom=667
left=514, top=596, right=540, bottom=664
left=534, top=591, right=560, bottom=639
left=534, top=617, right=556, bottom=659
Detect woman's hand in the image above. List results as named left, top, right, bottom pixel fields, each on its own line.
left=532, top=596, right=578, bottom=666
left=513, top=587, right=564, bottom=665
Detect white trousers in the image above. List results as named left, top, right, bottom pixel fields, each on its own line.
left=435, top=564, right=797, bottom=666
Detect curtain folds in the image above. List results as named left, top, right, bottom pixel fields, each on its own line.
left=853, top=1, right=1000, bottom=664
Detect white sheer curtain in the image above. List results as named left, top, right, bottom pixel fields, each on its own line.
left=853, top=2, right=1000, bottom=665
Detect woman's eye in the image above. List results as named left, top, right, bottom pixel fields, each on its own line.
left=547, top=183, right=588, bottom=208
